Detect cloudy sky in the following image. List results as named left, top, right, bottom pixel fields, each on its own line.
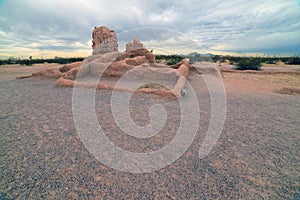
left=0, top=0, right=299, bottom=58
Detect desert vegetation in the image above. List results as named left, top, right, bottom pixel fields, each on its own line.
left=1, top=55, right=299, bottom=71
left=212, top=55, right=300, bottom=65
left=212, top=55, right=300, bottom=70
left=234, top=58, right=262, bottom=70
left=0, top=56, right=85, bottom=66
left=155, top=54, right=185, bottom=65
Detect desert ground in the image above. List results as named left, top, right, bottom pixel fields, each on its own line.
left=0, top=63, right=299, bottom=199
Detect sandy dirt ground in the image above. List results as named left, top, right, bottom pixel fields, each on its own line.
left=223, top=72, right=300, bottom=94
left=1, top=63, right=299, bottom=94
left=0, top=64, right=61, bottom=80
left=218, top=64, right=300, bottom=95
left=0, top=63, right=299, bottom=199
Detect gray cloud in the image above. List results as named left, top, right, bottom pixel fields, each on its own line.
left=0, top=0, right=299, bottom=57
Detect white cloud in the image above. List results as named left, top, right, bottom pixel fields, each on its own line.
left=150, top=10, right=177, bottom=24
left=0, top=0, right=299, bottom=58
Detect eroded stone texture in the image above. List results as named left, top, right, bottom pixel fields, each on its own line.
left=32, top=69, right=62, bottom=79
left=81, top=48, right=156, bottom=77
left=126, top=38, right=144, bottom=52
left=92, top=26, right=118, bottom=55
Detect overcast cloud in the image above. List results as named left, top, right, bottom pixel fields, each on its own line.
left=0, top=0, right=299, bottom=58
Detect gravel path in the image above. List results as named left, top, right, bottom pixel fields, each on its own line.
left=0, top=74, right=299, bottom=199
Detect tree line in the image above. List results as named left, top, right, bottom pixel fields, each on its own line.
left=0, top=57, right=85, bottom=66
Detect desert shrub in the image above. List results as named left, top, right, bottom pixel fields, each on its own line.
left=0, top=57, right=85, bottom=66
left=286, top=56, right=300, bottom=65
left=138, top=83, right=169, bottom=90
left=212, top=55, right=221, bottom=62
left=166, top=59, right=180, bottom=65
left=156, top=55, right=184, bottom=65
left=235, top=58, right=262, bottom=70
left=21, top=60, right=33, bottom=66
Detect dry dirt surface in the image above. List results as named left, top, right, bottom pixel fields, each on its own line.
left=0, top=64, right=61, bottom=80
left=223, top=72, right=300, bottom=94
left=219, top=64, right=300, bottom=95
left=0, top=64, right=299, bottom=199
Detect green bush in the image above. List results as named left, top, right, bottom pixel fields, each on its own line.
left=0, top=57, right=85, bottom=66
left=287, top=56, right=300, bottom=65
left=166, top=59, right=181, bottom=65
left=21, top=60, right=33, bottom=66
left=235, top=58, right=262, bottom=70
left=156, top=55, right=184, bottom=65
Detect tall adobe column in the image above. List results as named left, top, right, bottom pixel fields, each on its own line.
left=92, top=26, right=118, bottom=55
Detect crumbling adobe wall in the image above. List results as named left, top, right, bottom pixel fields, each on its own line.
left=17, top=26, right=191, bottom=99
left=92, top=26, right=118, bottom=55
left=126, top=38, right=144, bottom=52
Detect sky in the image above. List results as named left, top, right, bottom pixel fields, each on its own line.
left=0, top=0, right=300, bottom=58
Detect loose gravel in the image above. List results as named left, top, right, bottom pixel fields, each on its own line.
left=0, top=75, right=299, bottom=199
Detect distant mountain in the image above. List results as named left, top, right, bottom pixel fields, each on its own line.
left=187, top=52, right=215, bottom=63
left=187, top=52, right=214, bottom=57
left=187, top=52, right=200, bottom=57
